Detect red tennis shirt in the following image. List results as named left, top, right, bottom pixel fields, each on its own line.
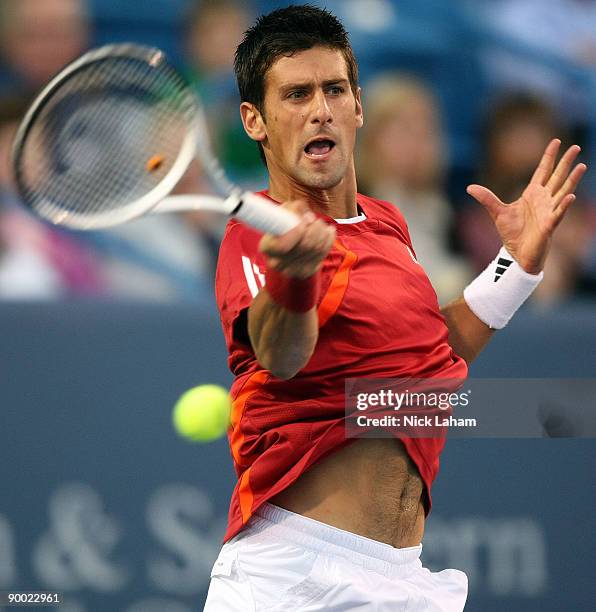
left=215, top=192, right=468, bottom=542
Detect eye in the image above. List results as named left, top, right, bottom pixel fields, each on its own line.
left=327, top=86, right=345, bottom=95
left=288, top=90, right=306, bottom=100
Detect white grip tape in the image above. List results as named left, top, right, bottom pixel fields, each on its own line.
left=234, top=191, right=299, bottom=236
left=463, top=246, right=544, bottom=329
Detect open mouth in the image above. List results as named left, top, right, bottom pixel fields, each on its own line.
left=304, top=138, right=336, bottom=158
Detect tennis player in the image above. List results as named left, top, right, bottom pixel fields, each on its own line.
left=206, top=6, right=586, bottom=610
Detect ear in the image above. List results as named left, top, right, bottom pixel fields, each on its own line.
left=240, top=101, right=267, bottom=142
left=355, top=86, right=364, bottom=129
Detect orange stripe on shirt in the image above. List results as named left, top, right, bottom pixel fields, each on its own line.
left=229, top=369, right=270, bottom=524
left=318, top=238, right=357, bottom=327
left=238, top=468, right=254, bottom=524
left=229, top=369, right=270, bottom=468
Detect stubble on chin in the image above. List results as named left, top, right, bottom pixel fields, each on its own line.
left=295, top=156, right=348, bottom=190
left=303, top=172, right=344, bottom=190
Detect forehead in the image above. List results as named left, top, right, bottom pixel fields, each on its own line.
left=265, top=46, right=349, bottom=91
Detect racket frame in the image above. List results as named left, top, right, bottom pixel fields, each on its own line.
left=12, top=43, right=299, bottom=235
left=13, top=45, right=209, bottom=229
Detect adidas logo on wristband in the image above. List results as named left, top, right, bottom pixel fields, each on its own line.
left=464, top=246, right=543, bottom=329
left=494, top=257, right=513, bottom=282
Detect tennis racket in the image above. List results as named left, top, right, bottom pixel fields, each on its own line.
left=11, top=43, right=299, bottom=235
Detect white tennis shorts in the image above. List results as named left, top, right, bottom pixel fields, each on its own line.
left=204, top=503, right=468, bottom=611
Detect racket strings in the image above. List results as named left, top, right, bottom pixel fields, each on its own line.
left=18, top=52, right=197, bottom=224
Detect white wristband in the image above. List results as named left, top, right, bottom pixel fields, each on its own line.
left=463, top=247, right=544, bottom=329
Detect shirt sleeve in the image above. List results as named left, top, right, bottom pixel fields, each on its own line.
left=371, top=195, right=419, bottom=258
left=215, top=221, right=266, bottom=349
left=392, top=205, right=417, bottom=256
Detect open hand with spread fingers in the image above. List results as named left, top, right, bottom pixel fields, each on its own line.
left=466, top=139, right=588, bottom=274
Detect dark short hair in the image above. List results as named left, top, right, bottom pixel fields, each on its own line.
left=234, top=4, right=359, bottom=162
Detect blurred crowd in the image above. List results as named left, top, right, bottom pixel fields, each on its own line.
left=0, top=0, right=595, bottom=306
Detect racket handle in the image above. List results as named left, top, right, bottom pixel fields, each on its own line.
left=234, top=191, right=299, bottom=235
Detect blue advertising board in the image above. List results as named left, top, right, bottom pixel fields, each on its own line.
left=1, top=302, right=595, bottom=610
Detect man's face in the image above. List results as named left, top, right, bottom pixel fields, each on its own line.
left=259, top=46, right=363, bottom=190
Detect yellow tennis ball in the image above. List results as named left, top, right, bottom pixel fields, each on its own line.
left=172, top=384, right=231, bottom=442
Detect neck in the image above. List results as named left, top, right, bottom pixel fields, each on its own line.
left=267, top=162, right=359, bottom=219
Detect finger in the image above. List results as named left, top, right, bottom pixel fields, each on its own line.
left=275, top=224, right=335, bottom=274
left=552, top=194, right=576, bottom=228
left=546, top=144, right=581, bottom=194
left=259, top=212, right=314, bottom=255
left=259, top=229, right=303, bottom=256
left=301, top=219, right=333, bottom=251
left=322, top=227, right=337, bottom=253
left=530, top=138, right=560, bottom=186
left=267, top=236, right=335, bottom=278
left=287, top=224, right=328, bottom=265
left=263, top=200, right=317, bottom=245
left=313, top=226, right=336, bottom=257
left=267, top=222, right=330, bottom=269
left=276, top=248, right=327, bottom=276
left=553, top=163, right=588, bottom=210
left=270, top=243, right=315, bottom=270
left=466, top=184, right=504, bottom=218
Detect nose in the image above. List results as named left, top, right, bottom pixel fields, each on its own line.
left=311, top=89, right=332, bottom=125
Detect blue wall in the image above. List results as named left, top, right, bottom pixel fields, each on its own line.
left=1, top=302, right=595, bottom=610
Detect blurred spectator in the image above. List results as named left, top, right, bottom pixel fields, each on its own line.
left=459, top=92, right=592, bottom=305
left=0, top=97, right=106, bottom=299
left=0, top=0, right=101, bottom=300
left=357, top=74, right=472, bottom=303
left=183, top=0, right=264, bottom=186
left=477, top=0, right=596, bottom=128
left=0, top=101, right=214, bottom=302
left=0, top=0, right=218, bottom=302
left=0, top=0, right=91, bottom=98
left=0, top=97, right=23, bottom=190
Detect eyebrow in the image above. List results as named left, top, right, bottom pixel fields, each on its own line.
left=279, top=78, right=350, bottom=93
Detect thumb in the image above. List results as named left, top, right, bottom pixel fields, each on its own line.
left=466, top=184, right=504, bottom=217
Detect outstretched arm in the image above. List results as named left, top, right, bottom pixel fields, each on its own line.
left=442, top=139, right=587, bottom=364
